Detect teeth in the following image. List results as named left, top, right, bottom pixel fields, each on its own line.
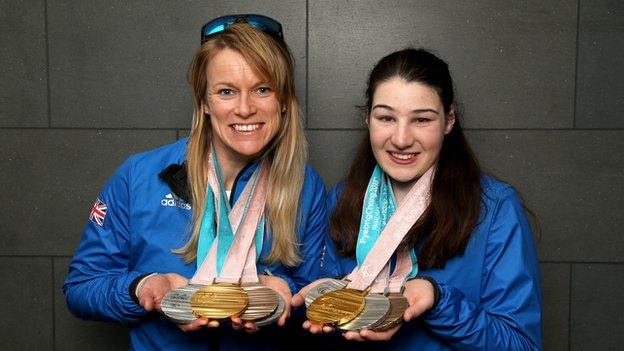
left=233, top=124, right=261, bottom=132
left=390, top=152, right=416, bottom=160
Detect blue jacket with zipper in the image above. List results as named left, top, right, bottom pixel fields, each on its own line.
left=320, top=176, right=542, bottom=350
left=63, top=138, right=328, bottom=350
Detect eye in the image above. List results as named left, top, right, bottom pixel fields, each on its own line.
left=255, top=86, right=273, bottom=95
left=377, top=115, right=394, bottom=122
left=217, top=88, right=235, bottom=97
left=415, top=117, right=431, bottom=124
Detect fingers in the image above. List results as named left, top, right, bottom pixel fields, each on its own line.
left=232, top=317, right=259, bottom=333
left=243, top=322, right=259, bottom=333
left=277, top=301, right=291, bottom=326
left=231, top=317, right=244, bottom=330
left=177, top=319, right=208, bottom=332
left=403, top=299, right=430, bottom=322
left=359, top=325, right=401, bottom=341
left=138, top=291, right=155, bottom=311
left=166, top=273, right=189, bottom=289
left=291, top=293, right=305, bottom=307
left=342, top=331, right=365, bottom=341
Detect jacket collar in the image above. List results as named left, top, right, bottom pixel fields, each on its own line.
left=158, top=160, right=261, bottom=206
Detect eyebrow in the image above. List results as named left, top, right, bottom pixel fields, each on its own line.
left=371, top=104, right=439, bottom=114
left=209, top=80, right=269, bottom=88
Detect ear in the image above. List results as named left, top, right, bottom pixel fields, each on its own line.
left=365, top=113, right=371, bottom=128
left=202, top=100, right=211, bottom=116
left=444, top=105, right=456, bottom=135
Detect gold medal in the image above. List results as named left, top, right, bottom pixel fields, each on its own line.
left=372, top=292, right=409, bottom=331
left=306, top=288, right=366, bottom=326
left=190, top=283, right=249, bottom=320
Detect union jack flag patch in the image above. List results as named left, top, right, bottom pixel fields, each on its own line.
left=89, top=198, right=108, bottom=226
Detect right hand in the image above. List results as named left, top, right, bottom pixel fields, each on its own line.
left=136, top=273, right=216, bottom=332
left=291, top=278, right=339, bottom=335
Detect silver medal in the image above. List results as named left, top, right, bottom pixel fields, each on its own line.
left=338, top=293, right=391, bottom=331
left=161, top=284, right=202, bottom=324
left=254, top=293, right=285, bottom=327
left=239, top=284, right=279, bottom=321
left=304, top=279, right=348, bottom=307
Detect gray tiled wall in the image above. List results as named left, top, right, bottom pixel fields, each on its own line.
left=1, top=1, right=622, bottom=350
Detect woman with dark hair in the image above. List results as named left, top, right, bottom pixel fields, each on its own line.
left=293, top=48, right=542, bottom=350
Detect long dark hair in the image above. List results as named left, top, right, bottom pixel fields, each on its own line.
left=330, top=48, right=482, bottom=269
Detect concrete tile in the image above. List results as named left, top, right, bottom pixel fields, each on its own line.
left=0, top=257, right=53, bottom=349
left=571, top=264, right=624, bottom=351
left=48, top=0, right=306, bottom=128
left=576, top=0, right=624, bottom=128
left=467, top=130, right=624, bottom=262
left=541, top=263, right=570, bottom=351
left=307, top=129, right=367, bottom=188
left=308, top=0, right=576, bottom=129
left=0, top=129, right=176, bottom=255
left=0, top=0, right=47, bottom=127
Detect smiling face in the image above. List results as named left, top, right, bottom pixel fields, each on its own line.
left=203, top=48, right=281, bottom=166
left=368, top=77, right=455, bottom=192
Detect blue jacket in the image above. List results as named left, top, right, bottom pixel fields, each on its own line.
left=321, top=176, right=542, bottom=350
left=63, top=138, right=328, bottom=350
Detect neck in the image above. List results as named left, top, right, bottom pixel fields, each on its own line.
left=391, top=179, right=417, bottom=205
left=212, top=147, right=250, bottom=190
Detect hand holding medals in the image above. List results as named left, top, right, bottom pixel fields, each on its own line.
left=300, top=166, right=434, bottom=339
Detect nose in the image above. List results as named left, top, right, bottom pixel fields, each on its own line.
left=235, top=94, right=256, bottom=118
left=390, top=122, right=414, bottom=149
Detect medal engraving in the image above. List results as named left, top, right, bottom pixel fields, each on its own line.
left=161, top=284, right=202, bottom=324
left=305, top=279, right=348, bottom=307
left=306, top=288, right=366, bottom=326
left=190, top=283, right=248, bottom=320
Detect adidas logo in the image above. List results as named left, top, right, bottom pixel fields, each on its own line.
left=161, top=193, right=191, bottom=210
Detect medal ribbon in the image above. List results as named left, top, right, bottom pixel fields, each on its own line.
left=346, top=164, right=434, bottom=293
left=190, top=147, right=269, bottom=285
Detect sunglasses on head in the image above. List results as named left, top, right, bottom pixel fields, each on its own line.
left=200, top=14, right=284, bottom=44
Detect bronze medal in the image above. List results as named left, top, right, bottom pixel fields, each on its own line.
left=306, top=288, right=366, bottom=327
left=239, top=284, right=279, bottom=321
left=338, top=292, right=390, bottom=331
left=372, top=292, right=409, bottom=331
left=190, top=283, right=248, bottom=320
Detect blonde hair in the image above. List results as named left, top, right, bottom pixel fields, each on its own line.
left=176, top=23, right=307, bottom=267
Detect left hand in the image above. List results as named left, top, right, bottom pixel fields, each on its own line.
left=342, top=324, right=402, bottom=341
left=230, top=275, right=292, bottom=333
left=402, top=278, right=436, bottom=322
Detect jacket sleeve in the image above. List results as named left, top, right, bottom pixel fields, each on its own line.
left=63, top=157, right=147, bottom=323
left=267, top=166, right=328, bottom=293
left=423, top=186, right=542, bottom=350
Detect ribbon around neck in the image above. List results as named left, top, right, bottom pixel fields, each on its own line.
left=190, top=147, right=270, bottom=285
left=346, top=164, right=434, bottom=293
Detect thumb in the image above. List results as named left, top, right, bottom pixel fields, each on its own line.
left=291, top=293, right=305, bottom=307
left=403, top=300, right=429, bottom=322
left=140, top=293, right=155, bottom=312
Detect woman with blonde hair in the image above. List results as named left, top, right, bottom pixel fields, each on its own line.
left=64, top=15, right=327, bottom=350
